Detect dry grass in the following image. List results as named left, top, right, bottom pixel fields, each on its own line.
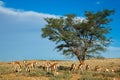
left=0, top=58, right=120, bottom=80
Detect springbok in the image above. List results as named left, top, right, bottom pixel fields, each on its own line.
left=50, top=62, right=59, bottom=76
left=78, top=61, right=86, bottom=71
left=25, top=61, right=37, bottom=72
left=111, top=68, right=115, bottom=72
left=50, top=62, right=59, bottom=72
left=104, top=67, right=115, bottom=73
left=12, top=61, right=22, bottom=72
left=70, top=63, right=76, bottom=72
left=43, top=61, right=51, bottom=71
left=94, top=65, right=102, bottom=72
left=86, top=64, right=90, bottom=70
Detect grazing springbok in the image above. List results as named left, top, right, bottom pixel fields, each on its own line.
left=50, top=62, right=59, bottom=76
left=24, top=61, right=37, bottom=72
left=86, top=64, right=90, bottom=70
left=111, top=68, right=115, bottom=72
left=70, top=63, right=77, bottom=72
left=94, top=65, right=102, bottom=72
left=50, top=62, right=59, bottom=72
left=104, top=68, right=115, bottom=73
left=43, top=61, right=51, bottom=71
left=78, top=61, right=86, bottom=71
left=12, top=61, right=22, bottom=72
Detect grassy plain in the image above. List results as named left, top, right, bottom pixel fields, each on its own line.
left=0, top=58, right=120, bottom=80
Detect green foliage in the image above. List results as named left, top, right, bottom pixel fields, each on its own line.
left=41, top=9, right=114, bottom=61
left=95, top=55, right=105, bottom=59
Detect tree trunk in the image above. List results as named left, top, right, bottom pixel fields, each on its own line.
left=82, top=55, right=85, bottom=61
left=77, top=55, right=82, bottom=63
left=71, top=50, right=81, bottom=63
left=69, top=46, right=85, bottom=63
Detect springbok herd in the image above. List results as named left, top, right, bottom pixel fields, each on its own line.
left=12, top=60, right=115, bottom=75
left=12, top=61, right=59, bottom=73
left=69, top=61, right=115, bottom=73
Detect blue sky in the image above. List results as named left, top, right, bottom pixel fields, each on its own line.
left=0, top=0, right=120, bottom=61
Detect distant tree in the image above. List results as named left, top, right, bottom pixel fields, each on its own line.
left=41, top=9, right=114, bottom=62
left=95, top=55, right=105, bottom=59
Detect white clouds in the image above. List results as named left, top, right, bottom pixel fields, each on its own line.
left=0, top=1, right=58, bottom=18
left=0, top=4, right=62, bottom=35
left=0, top=5, right=59, bottom=23
left=0, top=1, right=60, bottom=30
left=0, top=4, right=84, bottom=34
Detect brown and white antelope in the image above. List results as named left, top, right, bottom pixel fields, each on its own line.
left=50, top=62, right=59, bottom=76
left=78, top=61, right=86, bottom=71
left=50, top=62, right=59, bottom=72
left=25, top=61, right=37, bottom=72
left=94, top=65, right=102, bottom=72
left=104, top=68, right=115, bottom=73
left=111, top=68, right=115, bottom=72
left=43, top=61, right=51, bottom=71
left=86, top=64, right=90, bottom=70
left=70, top=63, right=77, bottom=72
left=12, top=61, right=22, bottom=72
left=104, top=68, right=110, bottom=72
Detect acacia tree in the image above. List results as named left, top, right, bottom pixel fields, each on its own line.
left=41, top=9, right=114, bottom=62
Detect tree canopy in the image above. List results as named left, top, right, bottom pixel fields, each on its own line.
left=41, top=9, right=114, bottom=62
